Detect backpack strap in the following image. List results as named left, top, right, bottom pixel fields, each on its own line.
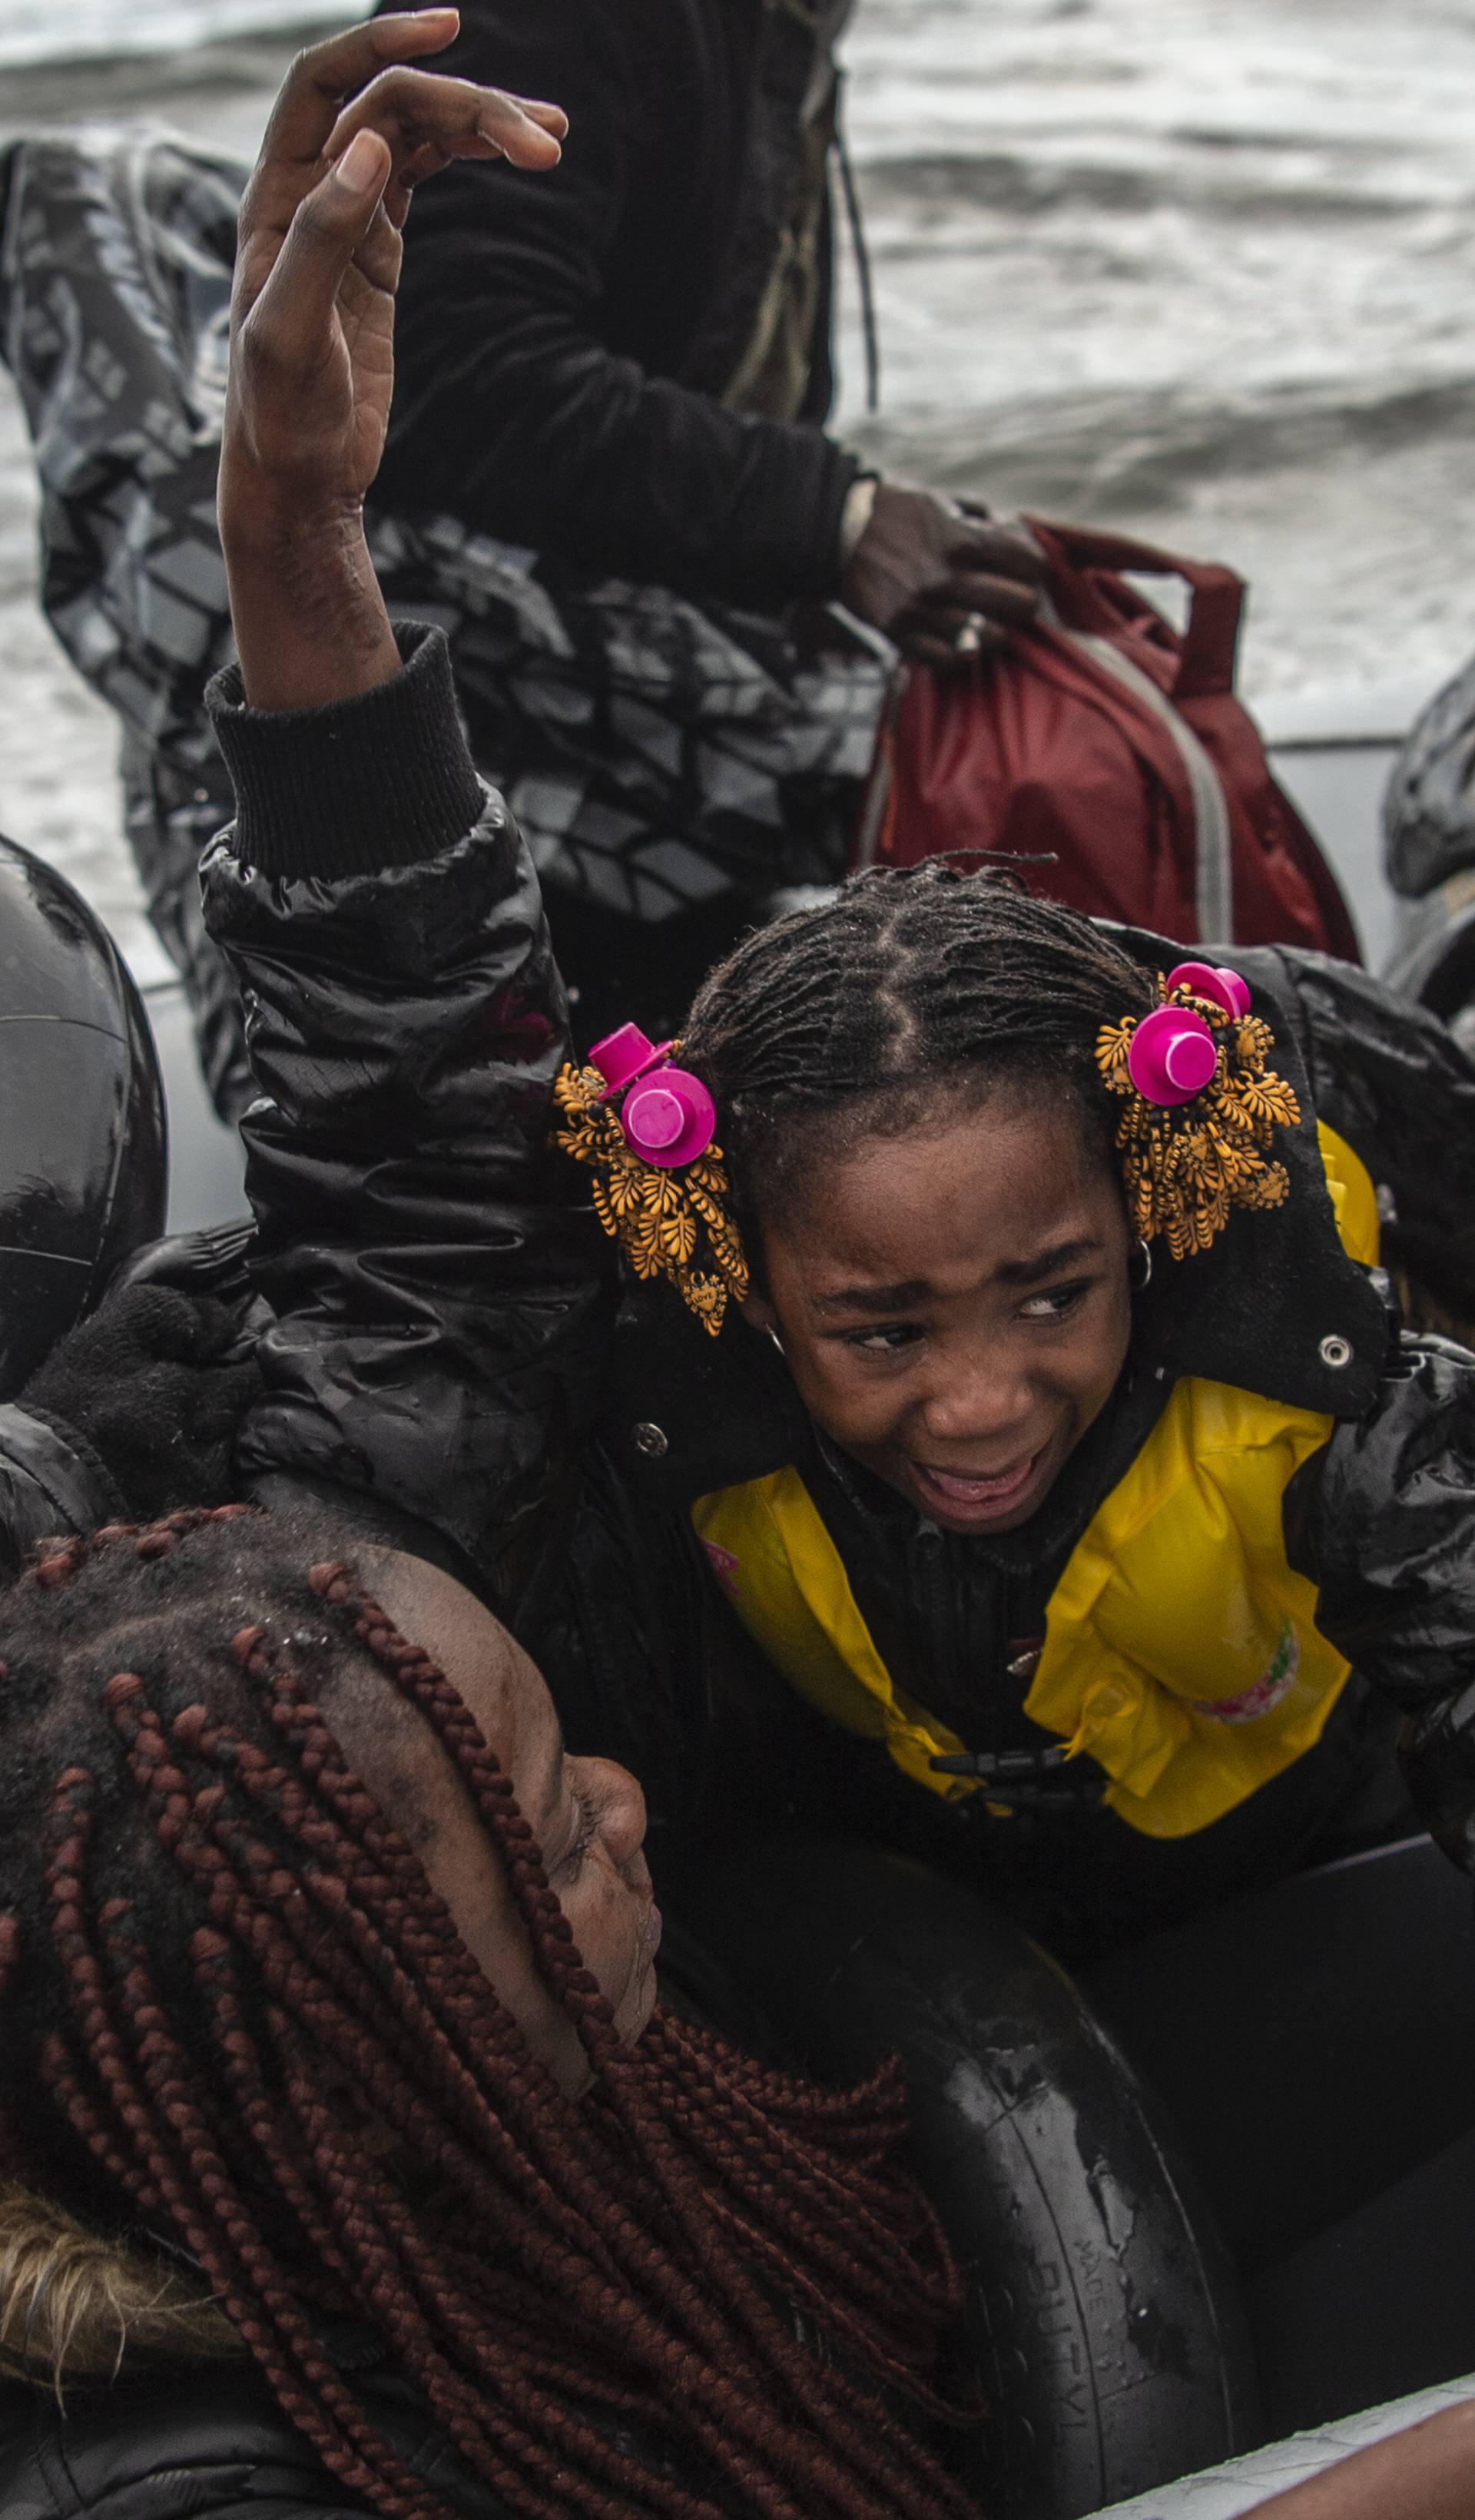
left=1024, top=516, right=1245, bottom=702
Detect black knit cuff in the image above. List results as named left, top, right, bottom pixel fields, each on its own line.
left=207, top=624, right=485, bottom=882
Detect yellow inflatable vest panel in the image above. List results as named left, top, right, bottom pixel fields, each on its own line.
left=692, top=1126, right=1380, bottom=1840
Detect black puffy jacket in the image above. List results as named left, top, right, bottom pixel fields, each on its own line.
left=373, top=0, right=861, bottom=607
left=0, top=1400, right=123, bottom=1578
left=0, top=2366, right=387, bottom=2520
left=186, top=626, right=1475, bottom=1892
left=0, top=2336, right=704, bottom=2520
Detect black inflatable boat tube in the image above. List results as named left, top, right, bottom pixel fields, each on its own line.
left=677, top=1839, right=1258, bottom=2520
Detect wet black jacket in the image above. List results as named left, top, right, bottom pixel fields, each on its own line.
left=0, top=1401, right=122, bottom=1578
left=373, top=0, right=861, bottom=607
left=0, top=2347, right=741, bottom=2519
left=187, top=626, right=1475, bottom=1875
left=0, top=2332, right=731, bottom=2519
left=0, top=2366, right=408, bottom=2520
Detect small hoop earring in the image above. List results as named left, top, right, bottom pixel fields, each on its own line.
left=1129, top=1237, right=1152, bottom=1293
left=767, top=1327, right=786, bottom=1358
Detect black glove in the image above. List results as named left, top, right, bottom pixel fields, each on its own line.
left=18, top=1281, right=263, bottom=1521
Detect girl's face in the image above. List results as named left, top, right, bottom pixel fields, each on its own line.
left=744, top=1086, right=1134, bottom=1536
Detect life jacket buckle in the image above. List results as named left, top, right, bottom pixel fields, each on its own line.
left=928, top=1741, right=1104, bottom=1810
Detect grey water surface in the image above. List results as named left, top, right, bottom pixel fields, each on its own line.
left=3, top=0, right=1475, bottom=977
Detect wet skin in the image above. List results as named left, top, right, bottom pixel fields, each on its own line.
left=742, top=1087, right=1134, bottom=1538
left=323, top=1549, right=660, bottom=2100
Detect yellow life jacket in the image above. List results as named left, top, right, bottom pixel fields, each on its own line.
left=691, top=1124, right=1380, bottom=1840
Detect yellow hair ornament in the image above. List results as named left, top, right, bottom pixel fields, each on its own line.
left=1095, top=960, right=1300, bottom=1262
left=551, top=1023, right=749, bottom=1335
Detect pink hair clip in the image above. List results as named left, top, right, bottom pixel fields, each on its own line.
left=1165, top=960, right=1251, bottom=1020
left=587, top=1023, right=717, bottom=1169
left=1126, top=963, right=1251, bottom=1108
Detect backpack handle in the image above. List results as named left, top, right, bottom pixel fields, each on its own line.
left=1022, top=516, right=1244, bottom=701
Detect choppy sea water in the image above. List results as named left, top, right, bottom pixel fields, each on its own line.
left=0, top=0, right=343, bottom=66
left=4, top=0, right=1475, bottom=978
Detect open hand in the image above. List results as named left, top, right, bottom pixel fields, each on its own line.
left=219, top=12, right=565, bottom=708
left=841, top=483, right=1044, bottom=668
left=222, top=11, right=565, bottom=526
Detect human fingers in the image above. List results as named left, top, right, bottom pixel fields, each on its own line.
left=941, top=519, right=1046, bottom=586
left=244, top=125, right=393, bottom=383
left=257, top=10, right=464, bottom=174
left=928, top=567, right=1041, bottom=628
left=323, top=63, right=566, bottom=179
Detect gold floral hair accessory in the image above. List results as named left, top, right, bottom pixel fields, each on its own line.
left=551, top=1023, right=750, bottom=1335
left=1095, top=960, right=1301, bottom=1260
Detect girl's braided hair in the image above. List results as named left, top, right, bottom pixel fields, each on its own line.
left=681, top=862, right=1156, bottom=1248
left=0, top=1506, right=973, bottom=2520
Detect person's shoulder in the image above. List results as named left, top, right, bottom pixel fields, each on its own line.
left=0, top=2364, right=368, bottom=2518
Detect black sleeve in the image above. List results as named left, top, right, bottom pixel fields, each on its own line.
left=200, top=625, right=612, bottom=1594
left=1284, top=1335, right=1475, bottom=1868
left=79, top=2485, right=369, bottom=2520
left=373, top=0, right=859, bottom=608
left=1276, top=947, right=1475, bottom=1316
left=0, top=1404, right=123, bottom=1580
left=0, top=2362, right=381, bottom=2520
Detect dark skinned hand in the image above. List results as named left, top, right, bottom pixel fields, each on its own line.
left=841, top=482, right=1045, bottom=668
left=219, top=11, right=566, bottom=708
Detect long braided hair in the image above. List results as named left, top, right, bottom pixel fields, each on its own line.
left=682, top=862, right=1155, bottom=1248
left=0, top=1507, right=975, bottom=2520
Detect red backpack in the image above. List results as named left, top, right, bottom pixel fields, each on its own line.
left=854, top=518, right=1360, bottom=960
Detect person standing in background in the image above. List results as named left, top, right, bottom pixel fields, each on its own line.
left=0, top=0, right=1045, bottom=1114
left=367, top=0, right=1045, bottom=1037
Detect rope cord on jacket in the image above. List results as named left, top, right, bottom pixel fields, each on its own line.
left=0, top=1507, right=974, bottom=2520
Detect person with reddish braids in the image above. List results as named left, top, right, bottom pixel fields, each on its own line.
left=11, top=1520, right=1475, bottom=2520
left=0, top=1501, right=982, bottom=2519
left=182, top=5, right=1475, bottom=1975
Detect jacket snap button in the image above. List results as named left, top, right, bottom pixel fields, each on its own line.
left=633, top=1421, right=669, bottom=1459
left=1319, top=1335, right=1352, bottom=1369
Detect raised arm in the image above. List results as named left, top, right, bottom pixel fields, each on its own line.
left=204, top=21, right=608, bottom=1585
left=219, top=8, right=565, bottom=708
